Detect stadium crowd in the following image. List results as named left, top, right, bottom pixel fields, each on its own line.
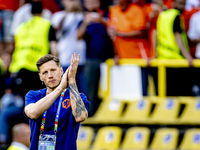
left=0, top=0, right=200, bottom=149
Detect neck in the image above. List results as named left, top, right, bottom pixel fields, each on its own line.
left=46, top=83, right=60, bottom=93
left=65, top=8, right=76, bottom=13
left=174, top=8, right=183, bottom=13
left=121, top=3, right=129, bottom=11
left=65, top=9, right=70, bottom=13
left=32, top=14, right=42, bottom=17
left=12, top=140, right=29, bottom=148
left=47, top=87, right=55, bottom=93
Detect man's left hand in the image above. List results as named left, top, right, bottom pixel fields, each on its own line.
left=68, top=53, right=80, bottom=83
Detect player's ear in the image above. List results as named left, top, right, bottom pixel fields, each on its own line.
left=39, top=73, right=43, bottom=82
left=60, top=67, right=63, bottom=76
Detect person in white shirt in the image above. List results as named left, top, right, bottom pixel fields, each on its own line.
left=185, top=0, right=199, bottom=11
left=51, top=0, right=87, bottom=94
left=7, top=123, right=30, bottom=150
left=188, top=3, right=200, bottom=58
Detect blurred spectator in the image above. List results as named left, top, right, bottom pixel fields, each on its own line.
left=0, top=52, right=12, bottom=97
left=183, top=9, right=199, bottom=34
left=107, top=0, right=149, bottom=60
left=51, top=0, right=87, bottom=94
left=156, top=0, right=194, bottom=96
left=188, top=3, right=200, bottom=59
left=143, top=0, right=164, bottom=96
left=156, top=0, right=192, bottom=62
left=7, top=123, right=30, bottom=150
left=0, top=89, right=24, bottom=146
left=10, top=0, right=60, bottom=36
left=185, top=0, right=199, bottom=11
left=77, top=0, right=114, bottom=116
left=132, top=0, right=146, bottom=6
left=164, top=0, right=173, bottom=9
left=9, top=1, right=57, bottom=97
left=107, top=0, right=150, bottom=95
left=144, top=0, right=164, bottom=58
left=183, top=1, right=199, bottom=58
left=0, top=0, right=25, bottom=55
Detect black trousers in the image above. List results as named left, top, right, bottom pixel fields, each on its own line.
left=84, top=59, right=103, bottom=117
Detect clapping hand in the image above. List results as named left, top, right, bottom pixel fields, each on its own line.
left=67, top=53, right=80, bottom=84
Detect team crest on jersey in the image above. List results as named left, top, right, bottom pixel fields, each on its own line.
left=62, top=99, right=71, bottom=109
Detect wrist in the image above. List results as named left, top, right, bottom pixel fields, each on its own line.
left=57, top=85, right=65, bottom=92
left=68, top=79, right=76, bottom=85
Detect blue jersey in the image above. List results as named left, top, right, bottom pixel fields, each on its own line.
left=25, top=88, right=90, bottom=150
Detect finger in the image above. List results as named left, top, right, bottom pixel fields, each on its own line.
left=63, top=67, right=69, bottom=76
left=66, top=67, right=70, bottom=73
left=77, top=54, right=80, bottom=63
left=63, top=68, right=68, bottom=78
left=74, top=52, right=77, bottom=61
left=62, top=69, right=68, bottom=79
left=71, top=54, right=74, bottom=64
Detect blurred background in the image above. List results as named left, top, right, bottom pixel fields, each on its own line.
left=1, top=0, right=200, bottom=149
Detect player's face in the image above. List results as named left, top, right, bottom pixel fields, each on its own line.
left=39, top=60, right=63, bottom=91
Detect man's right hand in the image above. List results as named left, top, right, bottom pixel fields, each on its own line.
left=59, top=67, right=69, bottom=90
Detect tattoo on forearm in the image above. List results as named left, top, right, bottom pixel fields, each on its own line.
left=69, top=83, right=87, bottom=119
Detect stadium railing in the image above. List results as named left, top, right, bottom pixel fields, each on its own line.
left=100, top=58, right=200, bottom=98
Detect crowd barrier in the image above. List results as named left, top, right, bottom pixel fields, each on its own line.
left=99, top=59, right=200, bottom=99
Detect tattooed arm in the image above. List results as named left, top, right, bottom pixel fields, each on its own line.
left=68, top=53, right=88, bottom=122
left=69, top=82, right=88, bottom=122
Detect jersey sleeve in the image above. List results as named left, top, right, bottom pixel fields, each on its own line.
left=48, top=25, right=57, bottom=41
left=80, top=93, right=90, bottom=112
left=173, top=15, right=182, bottom=33
left=25, top=90, right=44, bottom=107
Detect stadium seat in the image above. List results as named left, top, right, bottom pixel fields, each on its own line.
left=91, top=126, right=122, bottom=150
left=77, top=126, right=94, bottom=150
left=120, top=127, right=150, bottom=150
left=150, top=128, right=179, bottom=150
left=121, top=99, right=152, bottom=124
left=179, top=128, right=200, bottom=150
left=83, top=98, right=125, bottom=124
left=149, top=98, right=180, bottom=124
left=178, top=99, right=200, bottom=124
